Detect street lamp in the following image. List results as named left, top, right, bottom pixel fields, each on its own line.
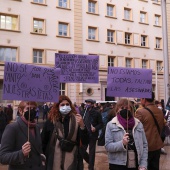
left=155, top=66, right=163, bottom=100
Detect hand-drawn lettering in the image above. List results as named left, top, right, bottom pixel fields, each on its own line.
left=55, top=53, right=99, bottom=83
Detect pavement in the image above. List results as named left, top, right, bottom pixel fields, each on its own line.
left=1, top=118, right=170, bottom=170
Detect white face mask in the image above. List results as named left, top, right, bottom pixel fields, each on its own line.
left=59, top=105, right=71, bottom=115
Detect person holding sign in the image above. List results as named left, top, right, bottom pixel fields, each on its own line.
left=105, top=99, right=148, bottom=170
left=41, top=95, right=88, bottom=170
left=0, top=101, right=45, bottom=170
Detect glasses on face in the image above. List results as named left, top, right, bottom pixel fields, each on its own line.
left=60, top=103, right=70, bottom=107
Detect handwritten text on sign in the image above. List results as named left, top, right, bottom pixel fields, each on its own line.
left=3, top=62, right=61, bottom=102
left=55, top=53, right=99, bottom=83
left=107, top=67, right=152, bottom=98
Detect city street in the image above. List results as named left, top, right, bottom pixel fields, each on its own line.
left=1, top=145, right=170, bottom=170
left=1, top=119, right=170, bottom=170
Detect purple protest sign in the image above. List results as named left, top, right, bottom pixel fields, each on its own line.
left=107, top=67, right=152, bottom=98
left=55, top=53, right=99, bottom=83
left=3, top=62, right=61, bottom=102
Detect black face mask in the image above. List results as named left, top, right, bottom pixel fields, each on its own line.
left=120, top=109, right=132, bottom=119
left=24, top=109, right=36, bottom=122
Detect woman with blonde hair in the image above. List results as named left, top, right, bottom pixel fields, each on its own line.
left=105, top=99, right=148, bottom=170
left=41, top=95, right=88, bottom=170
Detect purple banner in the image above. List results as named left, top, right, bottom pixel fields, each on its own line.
left=3, top=62, right=60, bottom=102
left=55, top=53, right=99, bottom=83
left=107, top=67, right=152, bottom=98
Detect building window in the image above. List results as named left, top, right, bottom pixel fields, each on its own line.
left=0, top=47, right=17, bottom=62
left=155, top=15, right=160, bottom=26
left=107, top=29, right=114, bottom=42
left=124, top=8, right=131, bottom=20
left=58, top=22, right=69, bottom=36
left=142, top=59, right=148, bottom=68
left=140, top=12, right=147, bottom=23
left=33, top=0, right=44, bottom=3
left=88, top=27, right=97, bottom=40
left=125, top=33, right=131, bottom=45
left=153, top=0, right=158, bottom=2
left=33, top=18, right=45, bottom=34
left=108, top=56, right=115, bottom=67
left=60, top=83, right=66, bottom=95
left=156, top=38, right=161, bottom=49
left=33, top=49, right=43, bottom=63
left=157, top=61, right=163, bottom=71
left=58, top=0, right=68, bottom=8
left=107, top=4, right=114, bottom=17
left=88, top=1, right=96, bottom=13
left=125, top=58, right=132, bottom=68
left=141, top=35, right=147, bottom=47
left=0, top=14, right=19, bottom=30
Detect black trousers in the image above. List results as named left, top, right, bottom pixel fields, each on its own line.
left=148, top=149, right=161, bottom=170
left=84, top=136, right=97, bottom=170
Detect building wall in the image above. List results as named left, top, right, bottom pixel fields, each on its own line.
left=0, top=0, right=164, bottom=106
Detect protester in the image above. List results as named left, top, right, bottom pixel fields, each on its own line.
left=135, top=92, right=164, bottom=170
left=82, top=99, right=103, bottom=170
left=5, top=104, right=13, bottom=124
left=42, top=102, right=48, bottom=121
left=0, top=106, right=7, bottom=146
left=105, top=98, right=148, bottom=170
left=35, top=107, right=40, bottom=123
left=0, top=101, right=45, bottom=170
left=41, top=95, right=88, bottom=170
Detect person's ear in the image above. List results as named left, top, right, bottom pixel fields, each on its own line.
left=18, top=108, right=23, bottom=116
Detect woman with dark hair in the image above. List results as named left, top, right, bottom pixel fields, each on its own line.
left=41, top=95, right=88, bottom=170
left=105, top=99, right=148, bottom=170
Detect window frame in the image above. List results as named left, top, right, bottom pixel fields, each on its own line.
left=108, top=56, right=115, bottom=67
left=156, top=61, right=163, bottom=72
left=57, top=21, right=70, bottom=38
left=107, top=29, right=115, bottom=43
left=139, top=11, right=148, bottom=24
left=141, top=35, right=148, bottom=47
left=33, top=48, right=44, bottom=64
left=124, top=32, right=132, bottom=45
left=87, top=0, right=98, bottom=15
left=32, top=18, right=46, bottom=35
left=125, top=58, right=132, bottom=68
left=0, top=46, right=18, bottom=63
left=60, top=83, right=66, bottom=95
left=154, top=14, right=161, bottom=26
left=124, top=7, right=132, bottom=20
left=58, top=0, right=70, bottom=9
left=0, top=13, right=20, bottom=32
left=87, top=26, right=99, bottom=41
left=142, top=59, right=148, bottom=69
left=155, top=37, right=162, bottom=49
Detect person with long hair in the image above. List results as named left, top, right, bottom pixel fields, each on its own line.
left=41, top=95, right=88, bottom=170
left=105, top=99, right=148, bottom=170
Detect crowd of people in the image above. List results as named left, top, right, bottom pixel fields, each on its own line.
left=0, top=93, right=169, bottom=170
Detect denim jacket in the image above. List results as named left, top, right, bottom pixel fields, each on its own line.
left=105, top=116, right=148, bottom=169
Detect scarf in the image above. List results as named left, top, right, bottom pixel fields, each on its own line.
left=52, top=113, right=79, bottom=170
left=117, top=113, right=135, bottom=129
left=21, top=116, right=36, bottom=137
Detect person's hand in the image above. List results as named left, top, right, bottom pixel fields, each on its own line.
left=122, top=133, right=129, bottom=145
left=91, top=124, right=96, bottom=132
left=22, top=141, right=31, bottom=157
left=75, top=114, right=85, bottom=128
